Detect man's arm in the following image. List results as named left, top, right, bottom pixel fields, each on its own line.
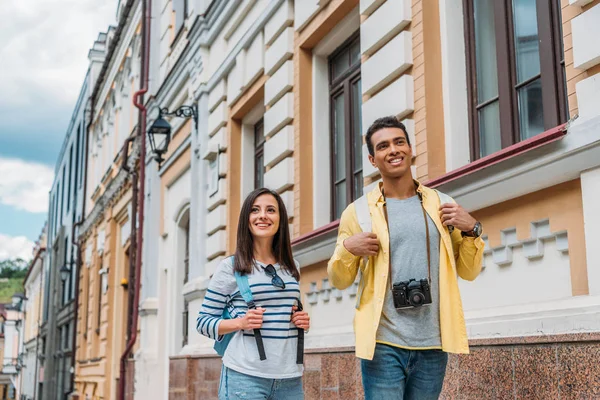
left=451, top=229, right=484, bottom=281
left=327, top=205, right=363, bottom=290
left=440, top=202, right=484, bottom=281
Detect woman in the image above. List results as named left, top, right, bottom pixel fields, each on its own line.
left=197, top=188, right=310, bottom=400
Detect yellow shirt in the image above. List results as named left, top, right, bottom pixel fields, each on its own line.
left=327, top=181, right=484, bottom=360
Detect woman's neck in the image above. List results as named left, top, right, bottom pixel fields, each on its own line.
left=253, top=238, right=276, bottom=264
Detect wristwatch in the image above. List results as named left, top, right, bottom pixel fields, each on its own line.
left=462, top=221, right=482, bottom=238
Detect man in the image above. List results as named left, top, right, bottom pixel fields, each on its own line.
left=327, top=116, right=484, bottom=399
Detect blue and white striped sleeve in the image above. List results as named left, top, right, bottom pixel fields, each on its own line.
left=196, top=258, right=236, bottom=341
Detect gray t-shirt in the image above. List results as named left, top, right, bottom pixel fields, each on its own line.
left=376, top=195, right=442, bottom=349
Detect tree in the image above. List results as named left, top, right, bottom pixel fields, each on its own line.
left=0, top=258, right=28, bottom=279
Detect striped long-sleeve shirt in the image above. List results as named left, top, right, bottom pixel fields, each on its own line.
left=197, top=256, right=303, bottom=379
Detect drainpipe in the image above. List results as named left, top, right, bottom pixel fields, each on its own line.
left=118, top=0, right=150, bottom=398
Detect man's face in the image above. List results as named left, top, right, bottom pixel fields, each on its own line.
left=368, top=127, right=412, bottom=179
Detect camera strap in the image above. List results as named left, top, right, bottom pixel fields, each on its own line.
left=382, top=187, right=432, bottom=289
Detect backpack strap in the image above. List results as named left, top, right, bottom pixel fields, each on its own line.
left=234, top=268, right=267, bottom=361
left=295, top=300, right=305, bottom=364
left=435, top=189, right=455, bottom=233
left=354, top=194, right=372, bottom=233
left=353, top=194, right=372, bottom=269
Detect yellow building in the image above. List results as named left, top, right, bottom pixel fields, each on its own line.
left=73, top=2, right=143, bottom=398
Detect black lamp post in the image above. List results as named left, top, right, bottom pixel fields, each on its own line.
left=147, top=105, right=198, bottom=166
left=60, top=264, right=71, bottom=282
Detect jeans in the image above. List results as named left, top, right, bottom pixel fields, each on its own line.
left=218, top=366, right=304, bottom=400
left=361, top=343, right=448, bottom=400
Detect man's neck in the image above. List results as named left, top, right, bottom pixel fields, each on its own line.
left=381, top=173, right=416, bottom=199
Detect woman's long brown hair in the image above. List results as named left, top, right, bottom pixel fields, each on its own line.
left=233, top=188, right=300, bottom=280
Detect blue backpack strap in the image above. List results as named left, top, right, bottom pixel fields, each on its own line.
left=234, top=270, right=267, bottom=361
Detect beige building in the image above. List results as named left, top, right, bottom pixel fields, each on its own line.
left=73, top=1, right=143, bottom=398
left=157, top=0, right=600, bottom=398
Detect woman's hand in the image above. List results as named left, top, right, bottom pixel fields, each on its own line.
left=291, top=305, right=310, bottom=331
left=238, top=307, right=265, bottom=330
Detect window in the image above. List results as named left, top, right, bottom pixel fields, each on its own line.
left=463, top=0, right=567, bottom=159
left=78, top=123, right=85, bottom=187
left=329, top=33, right=362, bottom=220
left=67, top=146, right=73, bottom=212
left=57, top=182, right=62, bottom=227
left=254, top=118, right=265, bottom=189
left=96, top=258, right=103, bottom=334
left=173, top=0, right=187, bottom=38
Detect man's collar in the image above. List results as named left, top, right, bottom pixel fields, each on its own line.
left=373, top=179, right=426, bottom=204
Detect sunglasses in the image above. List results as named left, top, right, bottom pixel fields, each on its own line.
left=264, top=264, right=286, bottom=289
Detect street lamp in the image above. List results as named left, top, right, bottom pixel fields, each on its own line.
left=11, top=293, right=26, bottom=311
left=147, top=105, right=198, bottom=166
left=60, top=264, right=71, bottom=282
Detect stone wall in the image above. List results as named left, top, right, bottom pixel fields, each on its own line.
left=169, top=335, right=600, bottom=399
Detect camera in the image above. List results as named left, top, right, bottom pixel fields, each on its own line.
left=392, top=279, right=432, bottom=309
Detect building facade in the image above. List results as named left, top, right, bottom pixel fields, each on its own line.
left=1, top=294, right=25, bottom=400
left=20, top=227, right=47, bottom=400
left=25, top=0, right=596, bottom=398
left=155, top=0, right=600, bottom=398
left=73, top=1, right=144, bottom=399
left=40, top=27, right=106, bottom=400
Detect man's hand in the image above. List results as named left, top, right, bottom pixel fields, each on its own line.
left=439, top=203, right=477, bottom=232
left=343, top=232, right=380, bottom=257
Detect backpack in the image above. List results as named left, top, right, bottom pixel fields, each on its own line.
left=213, top=256, right=305, bottom=364
left=213, top=257, right=266, bottom=360
left=352, top=189, right=454, bottom=308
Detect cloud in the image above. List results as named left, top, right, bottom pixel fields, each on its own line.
left=0, top=234, right=35, bottom=261
left=0, top=0, right=117, bottom=109
left=0, top=157, right=55, bottom=213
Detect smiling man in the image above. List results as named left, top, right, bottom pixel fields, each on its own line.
left=327, top=116, right=485, bottom=400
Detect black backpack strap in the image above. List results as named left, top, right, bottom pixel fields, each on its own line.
left=296, top=300, right=304, bottom=364
left=246, top=300, right=267, bottom=361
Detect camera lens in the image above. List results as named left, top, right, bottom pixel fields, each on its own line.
left=410, top=292, right=425, bottom=307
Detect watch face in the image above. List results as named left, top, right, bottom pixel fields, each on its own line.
left=474, top=222, right=482, bottom=236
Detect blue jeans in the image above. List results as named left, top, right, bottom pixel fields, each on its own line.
left=361, top=343, right=448, bottom=400
left=218, top=366, right=304, bottom=400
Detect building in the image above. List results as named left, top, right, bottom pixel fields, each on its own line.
left=154, top=0, right=600, bottom=398
left=73, top=1, right=144, bottom=398
left=40, top=26, right=106, bottom=400
left=20, top=226, right=47, bottom=400
left=1, top=294, right=26, bottom=400
left=0, top=304, right=15, bottom=400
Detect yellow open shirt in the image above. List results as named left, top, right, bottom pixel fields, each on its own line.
left=327, top=181, right=484, bottom=360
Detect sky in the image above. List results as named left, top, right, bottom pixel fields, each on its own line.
left=0, top=1, right=118, bottom=261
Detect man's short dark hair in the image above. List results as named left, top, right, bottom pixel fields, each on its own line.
left=365, top=116, right=410, bottom=156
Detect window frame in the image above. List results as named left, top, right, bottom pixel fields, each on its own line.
left=463, top=0, right=567, bottom=160
left=328, top=32, right=362, bottom=221
left=254, top=118, right=265, bottom=190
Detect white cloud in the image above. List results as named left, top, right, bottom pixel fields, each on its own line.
left=0, top=234, right=35, bottom=261
left=0, top=0, right=117, bottom=109
left=0, top=157, right=55, bottom=213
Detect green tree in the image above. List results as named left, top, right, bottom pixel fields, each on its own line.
left=0, top=258, right=28, bottom=279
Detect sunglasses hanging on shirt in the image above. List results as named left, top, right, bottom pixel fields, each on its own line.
left=264, top=264, right=286, bottom=289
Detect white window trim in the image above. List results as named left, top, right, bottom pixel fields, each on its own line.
left=312, top=6, right=360, bottom=229
left=241, top=102, right=265, bottom=198
left=439, top=0, right=471, bottom=172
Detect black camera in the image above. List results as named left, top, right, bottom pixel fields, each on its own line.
left=392, top=279, right=432, bottom=309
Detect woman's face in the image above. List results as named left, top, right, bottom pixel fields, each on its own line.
left=249, top=194, right=280, bottom=239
